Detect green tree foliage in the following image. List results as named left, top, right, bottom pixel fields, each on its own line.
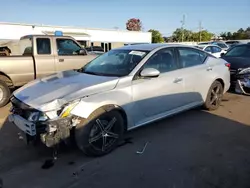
left=172, top=28, right=213, bottom=42
left=220, top=27, right=250, bottom=40
left=148, top=29, right=164, bottom=43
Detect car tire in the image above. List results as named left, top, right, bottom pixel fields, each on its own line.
left=75, top=109, right=125, bottom=156
left=204, top=80, right=223, bottom=111
left=0, top=80, right=10, bottom=108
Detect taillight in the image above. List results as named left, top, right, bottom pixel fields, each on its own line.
left=225, top=63, right=230, bottom=70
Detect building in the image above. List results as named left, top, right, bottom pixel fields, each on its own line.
left=0, top=22, right=152, bottom=54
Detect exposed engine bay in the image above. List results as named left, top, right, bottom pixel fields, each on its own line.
left=9, top=97, right=83, bottom=147
left=235, top=67, right=250, bottom=95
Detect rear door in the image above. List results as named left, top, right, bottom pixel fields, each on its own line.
left=175, top=47, right=214, bottom=103
left=54, top=38, right=92, bottom=72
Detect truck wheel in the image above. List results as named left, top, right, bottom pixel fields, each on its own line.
left=75, top=109, right=125, bottom=156
left=0, top=80, right=10, bottom=107
left=204, top=80, right=223, bottom=111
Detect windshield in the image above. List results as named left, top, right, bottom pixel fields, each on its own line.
left=216, top=43, right=228, bottom=48
left=82, top=49, right=148, bottom=77
left=225, top=45, right=250, bottom=57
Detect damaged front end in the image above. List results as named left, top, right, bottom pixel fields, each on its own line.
left=235, top=67, right=250, bottom=95
left=8, top=97, right=83, bottom=147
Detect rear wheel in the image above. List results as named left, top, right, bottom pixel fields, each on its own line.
left=0, top=80, right=10, bottom=108
left=204, top=81, right=223, bottom=111
left=75, top=110, right=125, bottom=156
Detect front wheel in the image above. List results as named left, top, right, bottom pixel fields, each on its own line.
left=204, top=81, right=223, bottom=111
left=0, top=80, right=10, bottom=108
left=75, top=110, right=125, bottom=156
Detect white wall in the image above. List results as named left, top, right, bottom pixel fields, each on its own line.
left=0, top=22, right=152, bottom=43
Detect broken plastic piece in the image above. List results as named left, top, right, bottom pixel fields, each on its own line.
left=136, top=142, right=149, bottom=154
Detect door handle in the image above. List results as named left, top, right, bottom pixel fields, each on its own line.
left=207, top=66, right=213, bottom=71
left=173, top=77, right=183, bottom=83
left=59, top=59, right=64, bottom=62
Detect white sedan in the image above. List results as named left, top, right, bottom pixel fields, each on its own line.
left=196, top=44, right=227, bottom=58
left=9, top=44, right=231, bottom=156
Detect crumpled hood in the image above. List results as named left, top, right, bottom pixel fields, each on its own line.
left=13, top=70, right=119, bottom=111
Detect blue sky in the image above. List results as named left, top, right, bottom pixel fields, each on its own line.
left=1, top=0, right=249, bottom=36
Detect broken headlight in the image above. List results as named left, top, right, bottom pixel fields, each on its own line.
left=45, top=100, right=80, bottom=120
left=27, top=111, right=48, bottom=122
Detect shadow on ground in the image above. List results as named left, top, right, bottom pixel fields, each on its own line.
left=0, top=106, right=250, bottom=188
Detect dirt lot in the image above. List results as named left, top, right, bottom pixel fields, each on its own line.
left=0, top=93, right=250, bottom=188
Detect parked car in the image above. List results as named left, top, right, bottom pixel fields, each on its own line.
left=196, top=44, right=226, bottom=58
left=85, top=46, right=105, bottom=55
left=9, top=44, right=230, bottom=156
left=198, top=41, right=229, bottom=51
left=221, top=43, right=250, bottom=94
left=225, top=40, right=241, bottom=47
left=0, top=35, right=97, bottom=107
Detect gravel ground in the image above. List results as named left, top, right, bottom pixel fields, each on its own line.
left=0, top=93, right=250, bottom=188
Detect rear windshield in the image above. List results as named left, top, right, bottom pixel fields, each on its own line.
left=225, top=45, right=250, bottom=57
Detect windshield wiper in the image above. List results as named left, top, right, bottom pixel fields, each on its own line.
left=83, top=71, right=103, bottom=76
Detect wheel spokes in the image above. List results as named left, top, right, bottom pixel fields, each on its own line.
left=96, top=119, right=105, bottom=132
left=105, top=117, right=116, bottom=132
left=102, top=134, right=107, bottom=151
left=210, top=97, right=217, bottom=105
left=106, top=131, right=119, bottom=139
left=89, top=133, right=103, bottom=143
left=215, top=86, right=220, bottom=94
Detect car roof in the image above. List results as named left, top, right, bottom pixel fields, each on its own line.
left=116, top=43, right=190, bottom=51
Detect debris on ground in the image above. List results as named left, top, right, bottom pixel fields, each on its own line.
left=136, top=142, right=149, bottom=154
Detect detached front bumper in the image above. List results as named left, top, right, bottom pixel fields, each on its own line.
left=234, top=70, right=250, bottom=95
left=235, top=79, right=250, bottom=95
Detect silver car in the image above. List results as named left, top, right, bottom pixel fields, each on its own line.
left=8, top=44, right=230, bottom=156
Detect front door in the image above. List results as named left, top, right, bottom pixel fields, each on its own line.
left=132, top=48, right=186, bottom=119
left=54, top=38, right=93, bottom=72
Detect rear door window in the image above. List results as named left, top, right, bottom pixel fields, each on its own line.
left=177, top=47, right=208, bottom=68
left=36, top=38, right=51, bottom=55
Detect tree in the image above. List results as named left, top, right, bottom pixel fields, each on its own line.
left=126, top=18, right=142, bottom=31
left=220, top=27, right=250, bottom=40
left=172, top=28, right=213, bottom=42
left=148, top=29, right=164, bottom=43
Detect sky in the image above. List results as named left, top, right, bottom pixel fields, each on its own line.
left=1, top=0, right=249, bottom=36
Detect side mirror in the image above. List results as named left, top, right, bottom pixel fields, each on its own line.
left=140, top=68, right=160, bottom=78
left=79, top=49, right=87, bottom=55
left=220, top=52, right=225, bottom=57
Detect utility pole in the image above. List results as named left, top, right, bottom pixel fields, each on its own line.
left=198, top=21, right=203, bottom=42
left=180, top=15, right=185, bottom=42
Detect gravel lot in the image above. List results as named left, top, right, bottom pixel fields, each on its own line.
left=0, top=92, right=250, bottom=188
